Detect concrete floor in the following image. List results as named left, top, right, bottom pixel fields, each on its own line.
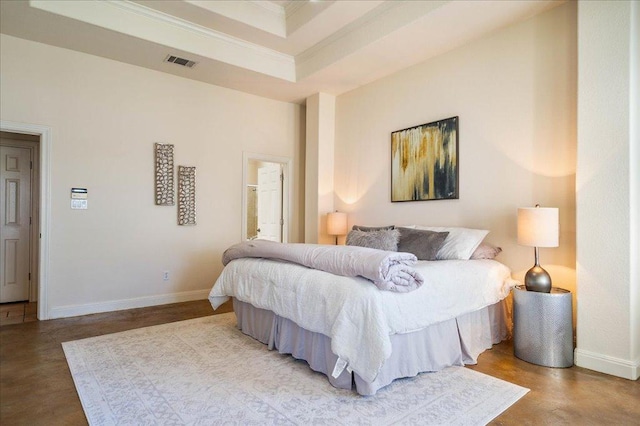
left=0, top=301, right=37, bottom=326
left=0, top=299, right=637, bottom=425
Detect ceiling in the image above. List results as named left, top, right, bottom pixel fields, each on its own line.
left=0, top=0, right=563, bottom=104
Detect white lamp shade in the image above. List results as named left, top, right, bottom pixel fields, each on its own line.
left=517, top=207, right=559, bottom=247
left=327, top=212, right=348, bottom=236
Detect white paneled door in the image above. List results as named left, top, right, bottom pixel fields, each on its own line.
left=257, top=163, right=283, bottom=242
left=0, top=146, right=31, bottom=302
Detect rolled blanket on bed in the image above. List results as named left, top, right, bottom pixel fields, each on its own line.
left=222, top=240, right=424, bottom=292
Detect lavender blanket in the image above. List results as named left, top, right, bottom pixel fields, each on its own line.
left=222, top=240, right=424, bottom=292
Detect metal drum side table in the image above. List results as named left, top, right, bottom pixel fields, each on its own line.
left=513, top=285, right=573, bottom=368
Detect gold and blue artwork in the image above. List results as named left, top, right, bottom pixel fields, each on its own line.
left=391, top=116, right=459, bottom=202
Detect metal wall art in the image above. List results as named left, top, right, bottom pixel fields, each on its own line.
left=178, top=166, right=196, bottom=225
left=154, top=143, right=175, bottom=205
left=391, top=116, right=459, bottom=202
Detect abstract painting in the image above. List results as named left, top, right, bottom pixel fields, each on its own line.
left=391, top=116, right=459, bottom=202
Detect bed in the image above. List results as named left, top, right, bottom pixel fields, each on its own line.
left=208, top=232, right=516, bottom=396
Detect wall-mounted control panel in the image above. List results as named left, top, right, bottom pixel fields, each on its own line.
left=71, top=187, right=88, bottom=209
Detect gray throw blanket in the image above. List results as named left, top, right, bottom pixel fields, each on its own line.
left=222, top=240, right=424, bottom=293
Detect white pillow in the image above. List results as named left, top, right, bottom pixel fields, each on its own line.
left=412, top=226, right=489, bottom=260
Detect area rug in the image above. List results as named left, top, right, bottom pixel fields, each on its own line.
left=63, top=313, right=528, bottom=425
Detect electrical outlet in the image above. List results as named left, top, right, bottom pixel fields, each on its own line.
left=162, top=271, right=170, bottom=281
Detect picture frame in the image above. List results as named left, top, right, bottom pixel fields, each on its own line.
left=391, top=116, right=459, bottom=202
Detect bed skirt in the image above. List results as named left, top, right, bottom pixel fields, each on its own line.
left=232, top=299, right=508, bottom=395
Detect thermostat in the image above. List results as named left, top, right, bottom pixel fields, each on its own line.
left=71, top=188, right=88, bottom=209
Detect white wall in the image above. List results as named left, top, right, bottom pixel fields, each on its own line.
left=575, top=0, right=639, bottom=380
left=0, top=35, right=305, bottom=319
left=334, top=2, right=577, bottom=292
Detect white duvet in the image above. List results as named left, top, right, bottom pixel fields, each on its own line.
left=208, top=258, right=517, bottom=383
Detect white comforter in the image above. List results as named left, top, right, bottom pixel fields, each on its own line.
left=208, top=258, right=517, bottom=383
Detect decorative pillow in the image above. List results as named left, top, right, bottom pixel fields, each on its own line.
left=412, top=226, right=489, bottom=260
left=346, top=229, right=399, bottom=251
left=470, top=243, right=502, bottom=260
left=352, top=225, right=395, bottom=232
left=396, top=228, right=449, bottom=261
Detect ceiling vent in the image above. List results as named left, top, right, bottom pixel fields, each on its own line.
left=164, top=55, right=197, bottom=68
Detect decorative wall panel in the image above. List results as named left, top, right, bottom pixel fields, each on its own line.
left=154, top=143, right=174, bottom=205
left=178, top=166, right=196, bottom=226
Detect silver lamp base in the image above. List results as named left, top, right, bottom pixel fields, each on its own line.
left=525, top=246, right=552, bottom=293
left=525, top=265, right=552, bottom=293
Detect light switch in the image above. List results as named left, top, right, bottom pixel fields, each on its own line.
left=71, top=199, right=88, bottom=209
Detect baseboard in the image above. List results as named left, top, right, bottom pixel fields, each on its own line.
left=574, top=348, right=640, bottom=380
left=48, top=289, right=211, bottom=319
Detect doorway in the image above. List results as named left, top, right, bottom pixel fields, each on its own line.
left=0, top=121, right=50, bottom=321
left=0, top=132, right=40, bottom=322
left=242, top=153, right=292, bottom=243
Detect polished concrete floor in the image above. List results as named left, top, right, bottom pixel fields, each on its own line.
left=1, top=299, right=637, bottom=425
left=0, top=301, right=38, bottom=326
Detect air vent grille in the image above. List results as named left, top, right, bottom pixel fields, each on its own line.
left=164, top=55, right=197, bottom=68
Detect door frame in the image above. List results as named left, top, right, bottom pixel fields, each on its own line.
left=241, top=152, right=292, bottom=243
left=1, top=121, right=51, bottom=320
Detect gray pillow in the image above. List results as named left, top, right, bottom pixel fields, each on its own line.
left=346, top=229, right=399, bottom=251
left=397, top=228, right=449, bottom=260
left=352, top=225, right=395, bottom=232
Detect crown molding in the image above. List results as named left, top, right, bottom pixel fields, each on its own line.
left=113, top=1, right=292, bottom=64
left=252, top=0, right=286, bottom=16
left=29, top=0, right=295, bottom=81
left=184, top=0, right=286, bottom=37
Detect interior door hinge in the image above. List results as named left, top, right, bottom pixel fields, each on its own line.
left=29, top=273, right=31, bottom=281
left=280, top=218, right=284, bottom=226
left=30, top=217, right=32, bottom=225
left=280, top=173, right=284, bottom=182
left=30, top=161, right=33, bottom=170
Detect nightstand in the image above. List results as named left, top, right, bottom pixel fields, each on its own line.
left=512, top=285, right=573, bottom=368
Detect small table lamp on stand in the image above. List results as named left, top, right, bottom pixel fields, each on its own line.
left=517, top=205, right=559, bottom=293
left=327, top=211, right=347, bottom=245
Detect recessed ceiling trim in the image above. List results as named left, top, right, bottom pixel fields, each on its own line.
left=29, top=0, right=295, bottom=81
left=184, top=0, right=287, bottom=38
left=113, top=1, right=291, bottom=62
left=295, top=0, right=447, bottom=80
left=284, top=0, right=307, bottom=18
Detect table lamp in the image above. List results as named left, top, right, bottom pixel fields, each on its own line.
left=517, top=205, right=559, bottom=292
left=327, top=211, right=347, bottom=245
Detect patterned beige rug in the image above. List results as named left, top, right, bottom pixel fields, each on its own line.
left=63, top=313, right=528, bottom=425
